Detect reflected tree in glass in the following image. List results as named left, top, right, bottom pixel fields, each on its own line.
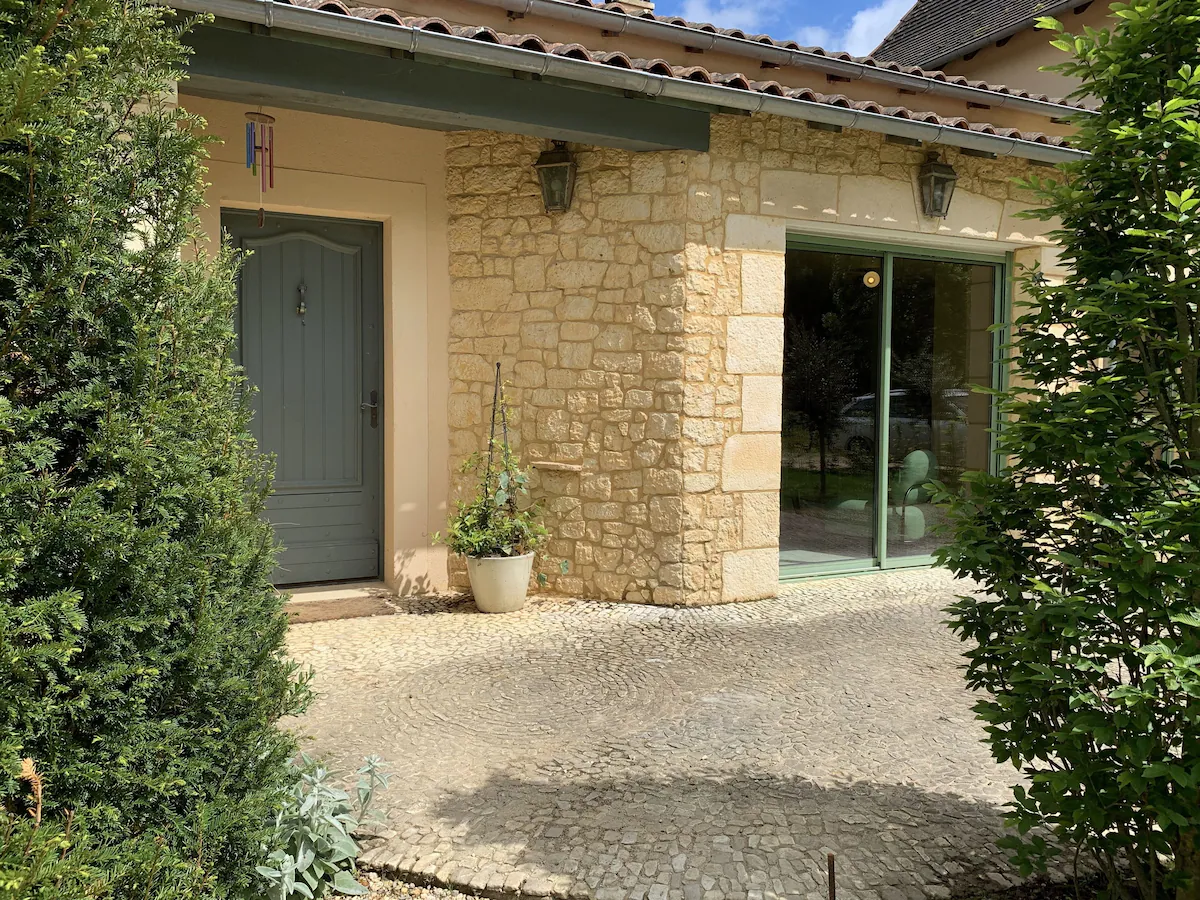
left=785, top=319, right=856, bottom=498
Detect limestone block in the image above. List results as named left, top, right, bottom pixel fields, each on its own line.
left=684, top=472, right=719, bottom=493
left=644, top=351, right=684, bottom=379
left=530, top=388, right=566, bottom=408
left=724, top=214, right=785, bottom=252
left=559, top=342, right=594, bottom=369
left=759, top=171, right=838, bottom=221
left=580, top=474, right=612, bottom=500
left=547, top=260, right=609, bottom=290
left=583, top=502, right=623, bottom=521
left=513, top=256, right=547, bottom=291
left=447, top=217, right=482, bottom=252
left=512, top=360, right=546, bottom=388
left=630, top=156, right=666, bottom=193
left=646, top=413, right=681, bottom=440
left=634, top=223, right=685, bottom=253
left=561, top=322, right=600, bottom=341
left=536, top=409, right=570, bottom=442
left=741, top=491, right=780, bottom=549
left=447, top=392, right=481, bottom=428
left=999, top=200, right=1059, bottom=245
left=562, top=295, right=597, bottom=319
left=939, top=189, right=1003, bottom=240
left=740, top=252, right=785, bottom=315
left=837, top=175, right=920, bottom=232
left=726, top=317, right=784, bottom=375
left=591, top=325, right=631, bottom=352
left=645, top=467, right=683, bottom=494
left=521, top=322, right=559, bottom=349
left=721, top=548, right=779, bottom=602
left=648, top=496, right=683, bottom=533
left=721, top=433, right=781, bottom=492
left=741, top=375, right=782, bottom=433
left=597, top=195, right=652, bottom=222
left=687, top=184, right=722, bottom=223
left=451, top=276, right=512, bottom=311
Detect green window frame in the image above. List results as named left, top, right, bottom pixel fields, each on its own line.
left=779, top=233, right=1013, bottom=580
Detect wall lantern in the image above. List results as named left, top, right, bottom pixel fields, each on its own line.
left=918, top=152, right=958, bottom=218
left=534, top=140, right=576, bottom=213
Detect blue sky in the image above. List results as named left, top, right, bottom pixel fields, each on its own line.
left=652, top=0, right=915, bottom=56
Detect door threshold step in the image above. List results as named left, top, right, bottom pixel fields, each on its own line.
left=284, top=581, right=397, bottom=624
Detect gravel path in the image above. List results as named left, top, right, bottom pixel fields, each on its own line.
left=292, top=569, right=1059, bottom=900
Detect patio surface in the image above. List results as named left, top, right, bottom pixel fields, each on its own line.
left=289, top=568, right=1048, bottom=900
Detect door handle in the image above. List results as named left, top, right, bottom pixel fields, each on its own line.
left=360, top=390, right=379, bottom=428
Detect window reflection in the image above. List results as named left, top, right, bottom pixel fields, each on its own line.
left=779, top=247, right=997, bottom=575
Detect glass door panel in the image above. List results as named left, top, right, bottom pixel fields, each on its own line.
left=780, top=248, right=883, bottom=574
left=886, top=257, right=997, bottom=561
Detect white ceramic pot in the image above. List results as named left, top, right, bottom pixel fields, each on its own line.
left=465, top=552, right=535, bottom=613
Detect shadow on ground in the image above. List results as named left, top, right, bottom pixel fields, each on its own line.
left=404, top=766, right=1045, bottom=900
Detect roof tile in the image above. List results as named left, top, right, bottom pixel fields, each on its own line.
left=279, top=0, right=1078, bottom=147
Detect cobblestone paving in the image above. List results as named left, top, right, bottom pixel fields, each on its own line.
left=291, top=569, right=1043, bottom=900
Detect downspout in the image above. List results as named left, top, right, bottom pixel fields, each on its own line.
left=175, top=0, right=1088, bottom=164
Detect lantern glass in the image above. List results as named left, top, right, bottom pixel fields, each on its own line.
left=535, top=141, right=576, bottom=212
left=918, top=153, right=958, bottom=218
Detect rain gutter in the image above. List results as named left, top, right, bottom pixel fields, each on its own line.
left=466, top=0, right=1094, bottom=121
left=174, top=0, right=1088, bottom=164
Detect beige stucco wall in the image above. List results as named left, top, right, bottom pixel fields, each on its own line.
left=942, top=2, right=1115, bottom=98
left=446, top=113, right=1058, bottom=604
left=183, top=95, right=452, bottom=595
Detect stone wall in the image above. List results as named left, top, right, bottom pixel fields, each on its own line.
left=444, top=115, right=1053, bottom=603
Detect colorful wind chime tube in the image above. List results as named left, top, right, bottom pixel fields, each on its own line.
left=268, top=125, right=275, bottom=189
left=260, top=123, right=267, bottom=192
left=245, top=121, right=255, bottom=170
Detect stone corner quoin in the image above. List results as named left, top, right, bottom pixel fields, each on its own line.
left=443, top=113, right=1052, bottom=605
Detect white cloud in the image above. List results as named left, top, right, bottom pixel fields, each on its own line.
left=840, top=0, right=914, bottom=55
left=679, top=0, right=775, bottom=31
left=794, top=25, right=834, bottom=48
left=672, top=0, right=913, bottom=56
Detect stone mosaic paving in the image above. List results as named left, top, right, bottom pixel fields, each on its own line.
left=290, top=569, right=1045, bottom=900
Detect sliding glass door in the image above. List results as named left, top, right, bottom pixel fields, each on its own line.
left=779, top=239, right=1004, bottom=579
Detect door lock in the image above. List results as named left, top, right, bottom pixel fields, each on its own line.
left=360, top=390, right=379, bottom=428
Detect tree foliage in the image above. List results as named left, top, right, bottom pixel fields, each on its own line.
left=0, top=0, right=309, bottom=894
left=936, top=2, right=1200, bottom=899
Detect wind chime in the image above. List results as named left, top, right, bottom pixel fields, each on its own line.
left=244, top=111, right=275, bottom=227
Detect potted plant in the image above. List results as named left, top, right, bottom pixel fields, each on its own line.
left=440, top=365, right=559, bottom=613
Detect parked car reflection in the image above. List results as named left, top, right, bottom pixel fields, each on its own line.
left=831, top=388, right=970, bottom=468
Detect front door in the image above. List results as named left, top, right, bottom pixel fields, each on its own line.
left=224, top=210, right=383, bottom=585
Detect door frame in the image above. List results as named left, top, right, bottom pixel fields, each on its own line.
left=199, top=155, right=440, bottom=593
left=780, top=233, right=1012, bottom=580
left=224, top=209, right=385, bottom=585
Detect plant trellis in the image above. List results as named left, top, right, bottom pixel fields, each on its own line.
left=484, top=361, right=513, bottom=518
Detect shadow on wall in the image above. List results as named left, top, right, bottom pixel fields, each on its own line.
left=390, top=546, right=434, bottom=598
left=424, top=768, right=1044, bottom=899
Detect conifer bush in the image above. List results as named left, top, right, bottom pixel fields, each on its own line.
left=936, top=2, right=1200, bottom=898
left=0, top=0, right=309, bottom=894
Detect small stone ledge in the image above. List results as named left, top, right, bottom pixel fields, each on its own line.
left=531, top=461, right=584, bottom=472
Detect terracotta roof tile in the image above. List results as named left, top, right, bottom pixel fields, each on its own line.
left=541, top=0, right=1093, bottom=108
left=275, top=0, right=1078, bottom=147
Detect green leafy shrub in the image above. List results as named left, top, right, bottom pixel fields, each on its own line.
left=257, top=756, right=391, bottom=900
left=935, top=2, right=1200, bottom=899
left=440, top=368, right=559, bottom=570
left=444, top=443, right=550, bottom=560
left=0, top=760, right=208, bottom=899
left=0, top=0, right=310, bottom=894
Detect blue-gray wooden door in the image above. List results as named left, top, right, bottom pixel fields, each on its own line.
left=224, top=210, right=383, bottom=585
